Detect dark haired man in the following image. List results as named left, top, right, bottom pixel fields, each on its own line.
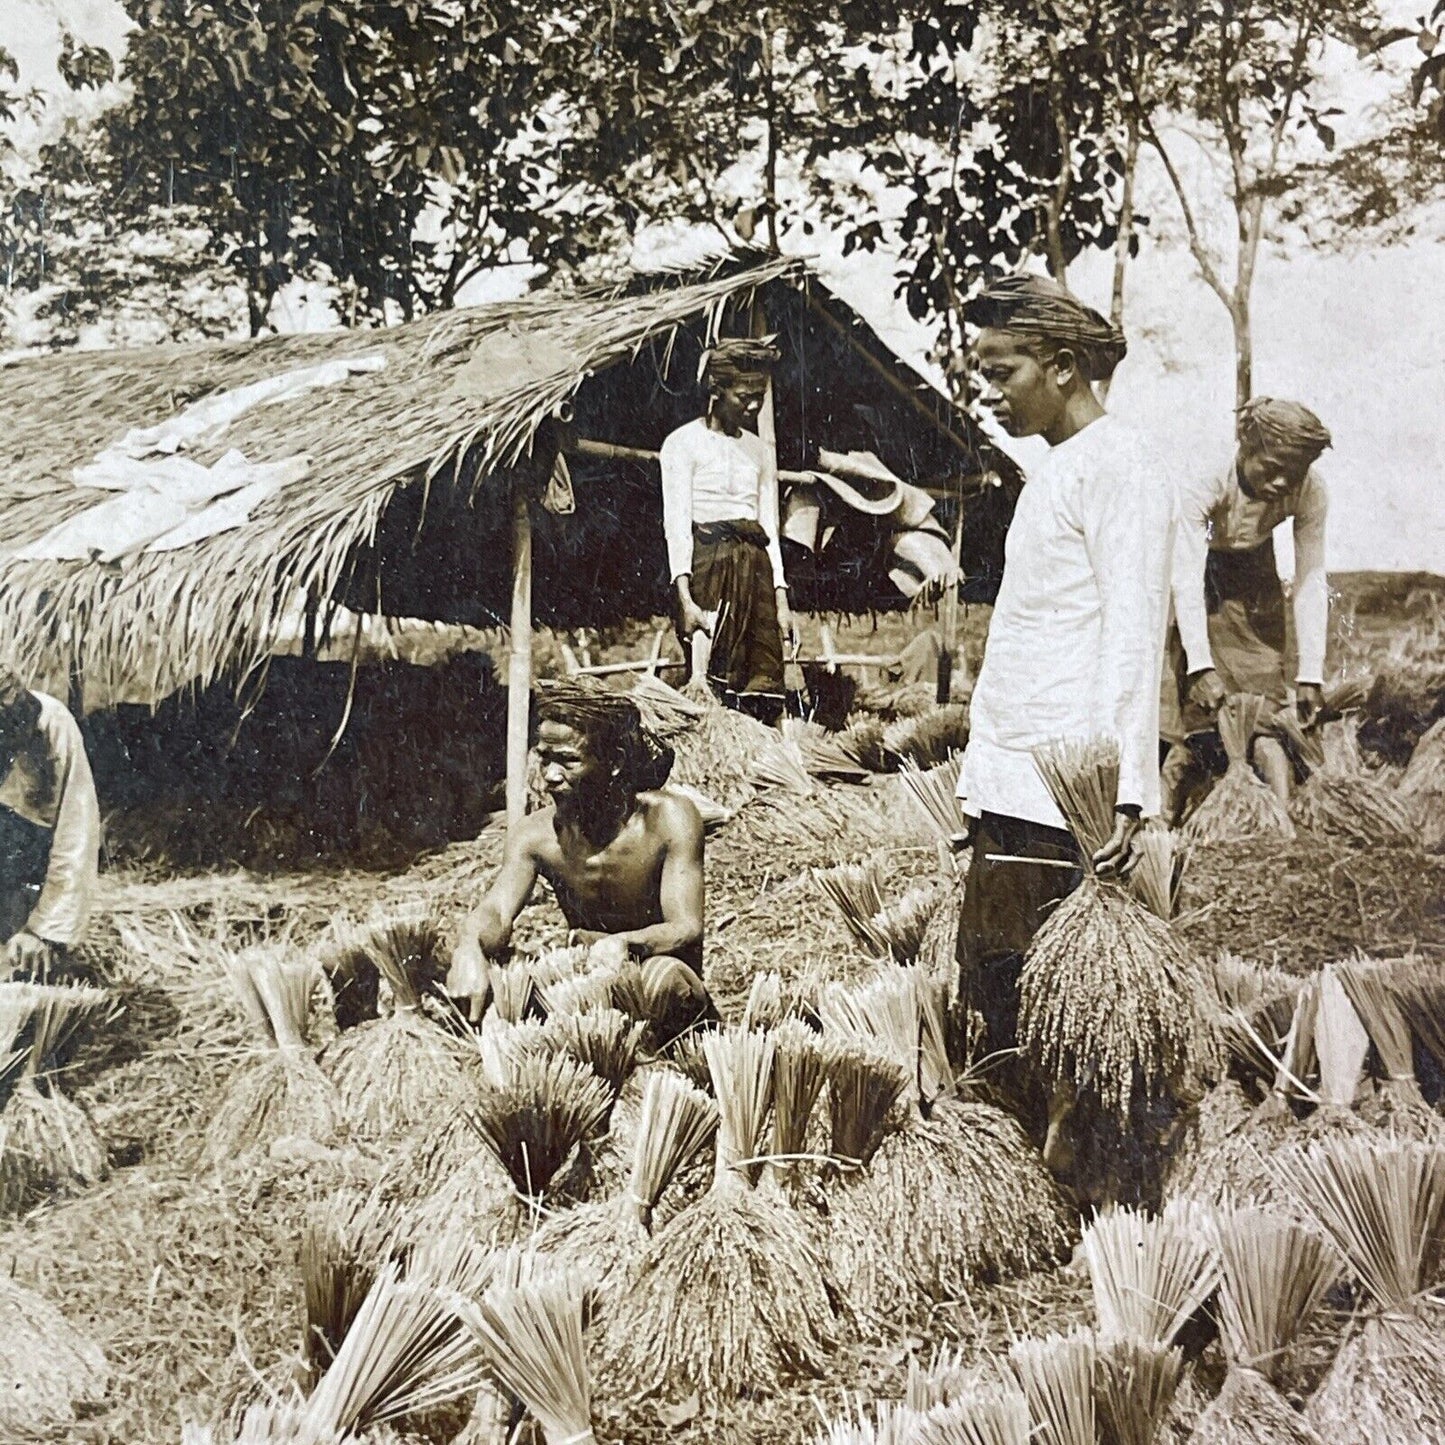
left=447, top=685, right=712, bottom=1044
left=0, top=668, right=101, bottom=979
left=954, top=274, right=1175, bottom=1171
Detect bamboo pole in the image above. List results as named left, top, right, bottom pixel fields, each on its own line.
left=505, top=477, right=533, bottom=830
left=937, top=505, right=965, bottom=704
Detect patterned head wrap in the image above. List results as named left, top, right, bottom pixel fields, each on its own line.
left=698, top=336, right=782, bottom=391
left=1236, top=398, right=1332, bottom=469
left=535, top=679, right=674, bottom=792
left=969, top=274, right=1128, bottom=381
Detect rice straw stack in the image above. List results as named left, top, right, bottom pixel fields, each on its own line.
left=742, top=969, right=820, bottom=1030
left=1209, top=953, right=1303, bottom=1087
left=668, top=690, right=773, bottom=809
left=302, top=1236, right=493, bottom=1436
left=872, top=885, right=944, bottom=966
left=1186, top=1206, right=1335, bottom=1445
left=0, top=1272, right=109, bottom=1436
left=1019, top=739, right=1217, bottom=1125
left=897, top=755, right=968, bottom=847
left=0, top=982, right=110, bottom=1213
left=1093, top=1337, right=1184, bottom=1445
left=1387, top=956, right=1445, bottom=1078
left=629, top=674, right=707, bottom=738
left=489, top=963, right=542, bottom=1024
left=1008, top=1330, right=1096, bottom=1445
left=1278, top=1138, right=1445, bottom=1445
left=1083, top=1200, right=1219, bottom=1347
left=454, top=1247, right=596, bottom=1445
left=749, top=735, right=817, bottom=795
left=884, top=705, right=970, bottom=768
left=812, top=1397, right=922, bottom=1444
left=1398, top=716, right=1445, bottom=848
left=1182, top=694, right=1296, bottom=848
left=535, top=1068, right=717, bottom=1304
left=782, top=717, right=872, bottom=783
left=603, top=1029, right=846, bottom=1404
left=321, top=913, right=447, bottom=1033
left=207, top=950, right=339, bottom=1163
left=838, top=714, right=889, bottom=773
left=1288, top=717, right=1414, bottom=847
left=322, top=924, right=471, bottom=1140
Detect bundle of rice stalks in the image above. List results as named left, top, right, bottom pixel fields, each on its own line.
left=300, top=1187, right=401, bottom=1387
left=1337, top=957, right=1440, bottom=1136
left=812, top=1397, right=921, bottom=1445
left=629, top=674, right=707, bottom=738
left=664, top=780, right=733, bottom=830
left=839, top=714, right=889, bottom=773
left=1209, top=953, right=1302, bottom=1087
left=603, top=1029, right=846, bottom=1405
left=915, top=1385, right=1030, bottom=1445
left=1127, top=820, right=1180, bottom=921
left=748, top=736, right=816, bottom=795
left=0, top=1272, right=109, bottom=1435
left=322, top=929, right=471, bottom=1140
left=1187, top=1207, right=1335, bottom=1445
left=490, top=963, right=542, bottom=1024
left=827, top=1044, right=911, bottom=1171
left=1278, top=1138, right=1445, bottom=1445
left=873, top=885, right=945, bottom=966
left=535, top=1069, right=717, bottom=1301
left=1094, top=1337, right=1184, bottom=1445
left=1019, top=740, right=1217, bottom=1126
left=1008, top=1330, right=1096, bottom=1445
left=742, top=969, right=819, bottom=1030
left=303, top=1237, right=493, bottom=1436
left=770, top=1019, right=830, bottom=1193
left=1083, top=1200, right=1219, bottom=1347
left=815, top=859, right=891, bottom=957
left=539, top=1008, right=644, bottom=1105
left=783, top=718, right=872, bottom=783
left=1288, top=717, right=1414, bottom=848
left=207, top=949, right=339, bottom=1164
left=1397, top=716, right=1445, bottom=846
left=0, top=983, right=111, bottom=1214
left=320, top=913, right=447, bottom=1032
left=898, top=756, right=968, bottom=847
left=1386, top=956, right=1445, bottom=1078
left=1182, top=695, right=1296, bottom=848
left=668, top=693, right=774, bottom=810
left=455, top=1248, right=596, bottom=1445
left=884, top=706, right=970, bottom=769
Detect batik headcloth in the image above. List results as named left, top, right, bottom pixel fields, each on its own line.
left=1237, top=398, right=1332, bottom=468
left=698, top=336, right=782, bottom=390
left=969, top=274, right=1128, bottom=380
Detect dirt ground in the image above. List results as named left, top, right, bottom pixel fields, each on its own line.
left=4, top=585, right=1445, bottom=1444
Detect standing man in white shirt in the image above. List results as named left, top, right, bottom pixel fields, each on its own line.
left=954, top=274, right=1175, bottom=1173
left=1163, top=398, right=1332, bottom=816
left=660, top=337, right=796, bottom=723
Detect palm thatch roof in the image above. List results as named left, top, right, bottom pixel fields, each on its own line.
left=0, top=254, right=1013, bottom=706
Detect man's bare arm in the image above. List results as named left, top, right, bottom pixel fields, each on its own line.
left=612, top=796, right=704, bottom=959
left=448, top=817, right=545, bottom=1013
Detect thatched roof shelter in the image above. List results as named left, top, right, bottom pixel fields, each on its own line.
left=0, top=254, right=1017, bottom=711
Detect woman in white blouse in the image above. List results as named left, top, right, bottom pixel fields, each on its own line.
left=660, top=337, right=794, bottom=720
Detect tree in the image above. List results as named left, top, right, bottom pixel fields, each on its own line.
left=1131, top=0, right=1376, bottom=403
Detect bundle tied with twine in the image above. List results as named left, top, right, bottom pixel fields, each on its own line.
left=668, top=683, right=774, bottom=810
left=603, top=1029, right=847, bottom=1405
left=454, top=1246, right=597, bottom=1445
left=207, top=947, right=339, bottom=1164
left=1337, top=956, right=1441, bottom=1138
left=782, top=717, right=872, bottom=783
left=1186, top=1205, right=1336, bottom=1445
left=535, top=1067, right=718, bottom=1306
left=1018, top=739, right=1217, bottom=1125
left=897, top=755, right=968, bottom=852
left=1397, top=715, right=1445, bottom=850
left=815, top=860, right=943, bottom=963
left=1094, top=1337, right=1184, bottom=1445
left=0, top=1272, right=109, bottom=1436
left=1279, top=1138, right=1445, bottom=1445
left=321, top=912, right=471, bottom=1139
left=320, top=912, right=446, bottom=1033
left=0, top=982, right=111, bottom=1214
left=1182, top=694, right=1296, bottom=848
left=1286, top=715, right=1413, bottom=848
left=1008, top=1330, right=1096, bottom=1445
left=818, top=966, right=1069, bottom=1321
left=883, top=705, right=970, bottom=770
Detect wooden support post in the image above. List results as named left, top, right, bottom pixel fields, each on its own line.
left=505, top=478, right=534, bottom=831
left=937, top=506, right=965, bottom=704
left=644, top=628, right=666, bottom=677
left=302, top=586, right=319, bottom=663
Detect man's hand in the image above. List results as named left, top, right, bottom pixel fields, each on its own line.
left=584, top=934, right=631, bottom=970
left=679, top=601, right=712, bottom=638
left=1187, top=668, right=1227, bottom=714
left=2, top=930, right=54, bottom=979
left=776, top=591, right=800, bottom=657
left=1296, top=682, right=1325, bottom=728
left=1093, top=811, right=1142, bottom=879
left=445, top=936, right=491, bottom=1022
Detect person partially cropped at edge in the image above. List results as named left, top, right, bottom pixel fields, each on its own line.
left=1162, top=399, right=1332, bottom=819
left=660, top=336, right=798, bottom=725
left=954, top=274, right=1175, bottom=1175
left=0, top=667, right=101, bottom=980
left=447, top=684, right=715, bottom=1047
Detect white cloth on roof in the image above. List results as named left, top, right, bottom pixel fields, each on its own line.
left=0, top=692, right=100, bottom=946
left=1172, top=462, right=1329, bottom=686
left=660, top=418, right=787, bottom=589
left=959, top=415, right=1175, bottom=828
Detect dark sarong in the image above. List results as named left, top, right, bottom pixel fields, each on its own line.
left=685, top=519, right=784, bottom=700
left=0, top=806, right=52, bottom=945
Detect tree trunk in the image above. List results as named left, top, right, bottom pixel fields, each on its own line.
left=1110, top=114, right=1140, bottom=327
left=1042, top=35, right=1073, bottom=280
left=1232, top=298, right=1252, bottom=407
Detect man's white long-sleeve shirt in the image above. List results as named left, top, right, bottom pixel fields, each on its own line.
left=1171, top=463, right=1329, bottom=686
left=959, top=415, right=1175, bottom=828
left=659, top=418, right=787, bottom=589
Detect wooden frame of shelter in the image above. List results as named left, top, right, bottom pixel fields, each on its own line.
left=0, top=254, right=1020, bottom=831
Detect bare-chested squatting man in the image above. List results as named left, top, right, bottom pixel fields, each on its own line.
left=447, top=684, right=715, bottom=1045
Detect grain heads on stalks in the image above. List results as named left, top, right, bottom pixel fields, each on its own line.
left=1181, top=694, right=1296, bottom=848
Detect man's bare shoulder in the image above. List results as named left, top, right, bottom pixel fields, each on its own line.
left=639, top=788, right=705, bottom=848
left=512, top=805, right=564, bottom=860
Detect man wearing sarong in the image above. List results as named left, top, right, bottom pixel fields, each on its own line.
left=448, top=683, right=715, bottom=1047
left=953, top=275, right=1175, bottom=1175
left=1163, top=399, right=1332, bottom=816
left=0, top=668, right=101, bottom=980
left=661, top=337, right=797, bottom=723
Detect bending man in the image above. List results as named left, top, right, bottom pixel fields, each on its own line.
left=0, top=668, right=101, bottom=980
left=954, top=275, right=1175, bottom=1174
left=448, top=684, right=713, bottom=1046
left=1165, top=398, right=1332, bottom=815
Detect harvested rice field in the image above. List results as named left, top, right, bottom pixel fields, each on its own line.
left=5, top=598, right=1445, bottom=1445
